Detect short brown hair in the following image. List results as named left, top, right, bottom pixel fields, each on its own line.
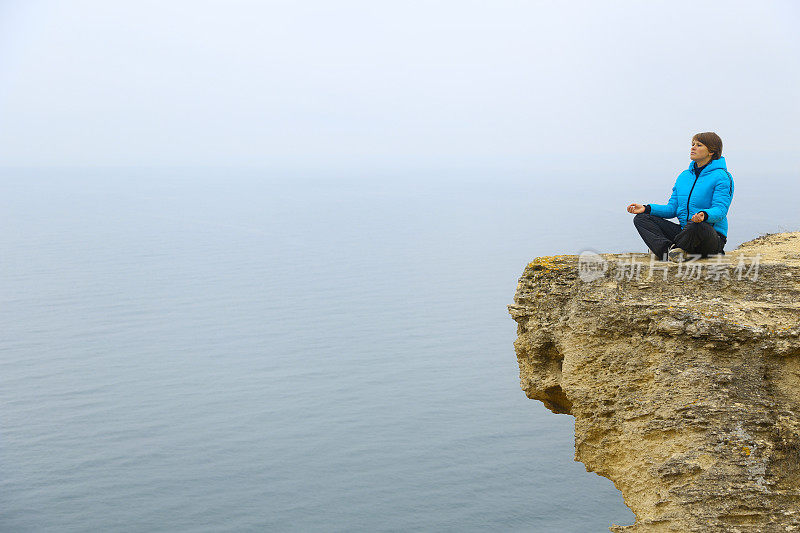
left=692, top=132, right=723, bottom=160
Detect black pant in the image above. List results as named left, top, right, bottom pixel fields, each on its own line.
left=633, top=213, right=726, bottom=259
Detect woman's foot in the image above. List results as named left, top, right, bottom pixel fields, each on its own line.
left=668, top=245, right=686, bottom=262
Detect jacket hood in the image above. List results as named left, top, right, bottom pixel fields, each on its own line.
left=689, top=156, right=727, bottom=173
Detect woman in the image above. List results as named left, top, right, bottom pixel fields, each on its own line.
left=627, top=132, right=734, bottom=262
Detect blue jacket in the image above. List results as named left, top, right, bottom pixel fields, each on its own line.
left=649, top=157, right=734, bottom=236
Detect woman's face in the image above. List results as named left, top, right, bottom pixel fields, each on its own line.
left=690, top=140, right=712, bottom=162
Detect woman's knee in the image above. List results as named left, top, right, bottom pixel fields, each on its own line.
left=685, top=221, right=711, bottom=232
left=633, top=212, right=652, bottom=227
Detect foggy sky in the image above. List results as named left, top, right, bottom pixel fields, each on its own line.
left=1, top=0, right=798, bottom=170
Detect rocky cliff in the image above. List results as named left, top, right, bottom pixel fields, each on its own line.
left=508, top=232, right=800, bottom=532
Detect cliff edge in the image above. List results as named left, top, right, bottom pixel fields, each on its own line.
left=508, top=232, right=800, bottom=532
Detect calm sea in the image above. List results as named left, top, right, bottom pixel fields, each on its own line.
left=1, top=166, right=796, bottom=532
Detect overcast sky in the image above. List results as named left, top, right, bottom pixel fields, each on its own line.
left=0, top=0, right=798, bottom=171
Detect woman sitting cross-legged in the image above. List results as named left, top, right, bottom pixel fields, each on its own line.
left=627, top=132, right=734, bottom=262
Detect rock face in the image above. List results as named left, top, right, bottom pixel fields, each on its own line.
left=509, top=232, right=800, bottom=532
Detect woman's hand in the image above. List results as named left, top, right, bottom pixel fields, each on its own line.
left=627, top=203, right=646, bottom=214
left=690, top=212, right=705, bottom=223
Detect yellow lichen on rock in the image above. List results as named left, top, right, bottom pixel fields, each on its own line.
left=528, top=254, right=575, bottom=272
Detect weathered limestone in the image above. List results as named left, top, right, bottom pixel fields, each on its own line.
left=509, top=232, right=800, bottom=532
